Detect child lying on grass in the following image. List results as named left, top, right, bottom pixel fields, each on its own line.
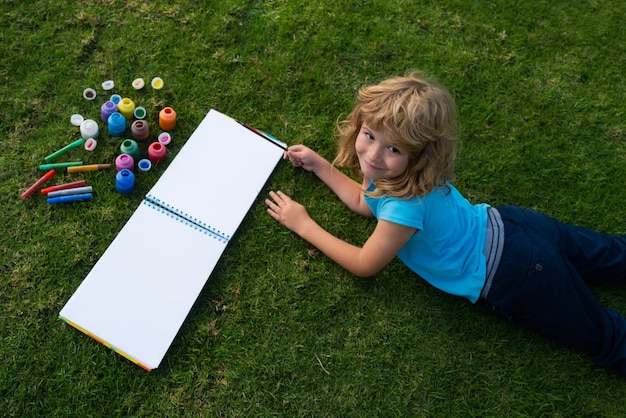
left=266, top=71, right=626, bottom=376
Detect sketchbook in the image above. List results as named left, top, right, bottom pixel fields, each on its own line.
left=59, top=109, right=286, bottom=371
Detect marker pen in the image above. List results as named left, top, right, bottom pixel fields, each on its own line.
left=47, top=193, right=93, bottom=204
left=39, top=161, right=83, bottom=170
left=47, top=186, right=93, bottom=198
left=44, top=138, right=85, bottom=162
left=67, top=164, right=111, bottom=173
left=21, top=169, right=55, bottom=199
left=41, top=180, right=87, bottom=194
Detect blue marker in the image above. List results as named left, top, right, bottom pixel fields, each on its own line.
left=47, top=186, right=93, bottom=198
left=47, top=193, right=93, bottom=204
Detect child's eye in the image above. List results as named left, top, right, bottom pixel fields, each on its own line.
left=365, top=132, right=375, bottom=141
left=388, top=146, right=402, bottom=154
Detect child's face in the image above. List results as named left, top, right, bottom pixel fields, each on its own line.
left=355, top=124, right=409, bottom=181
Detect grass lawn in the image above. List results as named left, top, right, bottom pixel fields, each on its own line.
left=2, top=0, right=626, bottom=416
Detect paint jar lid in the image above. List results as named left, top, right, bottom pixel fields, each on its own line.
left=151, top=77, right=164, bottom=90
left=132, top=78, right=145, bottom=90
left=84, top=138, right=97, bottom=151
left=70, top=114, right=84, bottom=126
left=134, top=106, right=146, bottom=119
left=101, top=80, right=115, bottom=90
left=138, top=159, right=152, bottom=172
left=157, top=131, right=172, bottom=145
left=110, top=94, right=122, bottom=104
left=83, top=88, right=96, bottom=100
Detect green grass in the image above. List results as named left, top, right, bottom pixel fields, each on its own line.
left=2, top=0, right=626, bottom=415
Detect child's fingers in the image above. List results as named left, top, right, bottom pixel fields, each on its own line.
left=286, top=146, right=305, bottom=167
left=275, top=190, right=291, bottom=202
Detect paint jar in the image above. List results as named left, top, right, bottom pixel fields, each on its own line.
left=148, top=142, right=167, bottom=164
left=115, top=169, right=135, bottom=194
left=120, top=139, right=141, bottom=162
left=131, top=120, right=150, bottom=142
left=117, top=97, right=136, bottom=120
left=115, top=154, right=134, bottom=172
left=100, top=101, right=118, bottom=123
left=159, top=107, right=176, bottom=131
left=108, top=112, right=126, bottom=137
left=80, top=119, right=99, bottom=139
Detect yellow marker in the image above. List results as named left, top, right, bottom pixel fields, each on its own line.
left=67, top=164, right=111, bottom=173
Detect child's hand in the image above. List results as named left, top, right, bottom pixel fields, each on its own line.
left=284, top=145, right=327, bottom=174
left=265, top=190, right=311, bottom=234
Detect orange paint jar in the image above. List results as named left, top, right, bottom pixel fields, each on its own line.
left=159, top=107, right=177, bottom=131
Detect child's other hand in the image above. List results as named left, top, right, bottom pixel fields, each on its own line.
left=284, top=145, right=326, bottom=173
left=265, top=190, right=311, bottom=234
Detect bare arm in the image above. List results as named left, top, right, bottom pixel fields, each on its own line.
left=265, top=191, right=416, bottom=277
left=285, top=145, right=372, bottom=217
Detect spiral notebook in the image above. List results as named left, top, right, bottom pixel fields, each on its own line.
left=59, top=109, right=286, bottom=371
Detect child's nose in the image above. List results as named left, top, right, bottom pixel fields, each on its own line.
left=369, top=146, right=383, bottom=162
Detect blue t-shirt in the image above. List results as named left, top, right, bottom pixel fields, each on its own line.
left=364, top=181, right=489, bottom=303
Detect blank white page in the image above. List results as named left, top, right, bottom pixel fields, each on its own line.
left=146, top=109, right=285, bottom=239
left=59, top=203, right=228, bottom=370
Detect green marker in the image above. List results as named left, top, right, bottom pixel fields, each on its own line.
left=39, top=161, right=83, bottom=170
left=44, top=138, right=85, bottom=162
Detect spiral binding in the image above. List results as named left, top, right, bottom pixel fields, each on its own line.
left=143, top=195, right=231, bottom=243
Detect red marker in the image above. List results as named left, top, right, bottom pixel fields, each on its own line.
left=40, top=180, right=87, bottom=195
left=21, top=169, right=55, bottom=199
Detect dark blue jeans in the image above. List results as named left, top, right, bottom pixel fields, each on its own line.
left=485, top=206, right=626, bottom=375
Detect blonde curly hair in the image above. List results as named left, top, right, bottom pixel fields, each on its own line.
left=333, top=71, right=457, bottom=198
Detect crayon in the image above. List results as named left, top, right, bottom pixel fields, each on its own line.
left=67, top=164, right=111, bottom=173
left=48, top=186, right=93, bottom=198
left=44, top=138, right=85, bottom=162
left=47, top=193, right=93, bottom=204
left=21, top=169, right=55, bottom=199
left=41, top=180, right=87, bottom=195
left=39, top=161, right=83, bottom=170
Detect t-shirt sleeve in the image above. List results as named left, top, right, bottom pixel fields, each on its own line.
left=375, top=197, right=424, bottom=231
